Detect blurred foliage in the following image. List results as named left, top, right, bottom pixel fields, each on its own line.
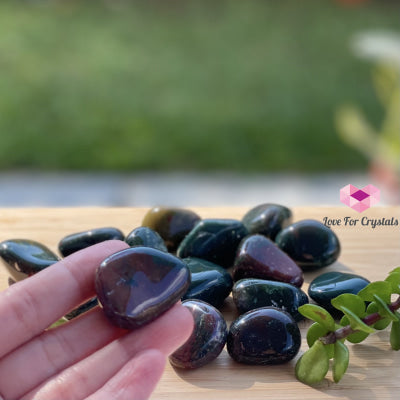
left=0, top=0, right=399, bottom=172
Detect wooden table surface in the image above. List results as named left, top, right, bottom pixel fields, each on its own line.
left=1, top=206, right=400, bottom=399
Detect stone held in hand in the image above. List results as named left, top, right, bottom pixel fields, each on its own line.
left=177, top=219, right=248, bottom=268
left=95, top=246, right=191, bottom=329
left=169, top=299, right=227, bottom=369
left=58, top=227, right=125, bottom=257
left=275, top=219, right=340, bottom=270
left=232, top=278, right=308, bottom=321
left=182, top=257, right=233, bottom=308
left=227, top=307, right=301, bottom=365
left=125, top=226, right=167, bottom=252
left=142, top=207, right=201, bottom=252
left=232, top=234, right=304, bottom=287
left=0, top=239, right=60, bottom=283
left=242, top=203, right=292, bottom=240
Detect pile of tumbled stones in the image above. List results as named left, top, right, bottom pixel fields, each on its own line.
left=0, top=204, right=371, bottom=369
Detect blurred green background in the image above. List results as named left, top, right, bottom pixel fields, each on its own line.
left=0, top=0, right=398, bottom=172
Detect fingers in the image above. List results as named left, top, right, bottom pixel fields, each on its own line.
left=0, top=240, right=129, bottom=358
left=86, top=350, right=166, bottom=400
left=21, top=303, right=193, bottom=400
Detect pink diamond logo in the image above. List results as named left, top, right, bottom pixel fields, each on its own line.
left=340, top=184, right=380, bottom=212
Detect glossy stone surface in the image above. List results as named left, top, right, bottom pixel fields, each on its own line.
left=308, top=271, right=370, bottom=312
left=232, top=234, right=304, bottom=287
left=275, top=219, right=340, bottom=270
left=227, top=307, right=301, bottom=365
left=242, top=203, right=292, bottom=240
left=142, top=207, right=201, bottom=252
left=177, top=219, right=248, bottom=268
left=233, top=278, right=308, bottom=321
left=0, top=239, right=60, bottom=282
left=169, top=300, right=227, bottom=369
left=58, top=227, right=125, bottom=257
left=125, top=227, right=167, bottom=252
left=65, top=297, right=98, bottom=320
left=182, top=257, right=233, bottom=308
left=95, top=247, right=190, bottom=329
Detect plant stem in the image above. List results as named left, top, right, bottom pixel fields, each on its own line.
left=320, top=295, right=400, bottom=345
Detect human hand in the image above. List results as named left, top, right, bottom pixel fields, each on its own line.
left=0, top=241, right=193, bottom=400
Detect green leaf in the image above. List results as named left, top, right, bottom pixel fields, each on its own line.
left=340, top=315, right=369, bottom=343
left=358, top=281, right=392, bottom=303
left=385, top=271, right=400, bottom=294
left=389, top=267, right=400, bottom=274
left=341, top=306, right=375, bottom=334
left=372, top=294, right=399, bottom=321
left=390, top=319, right=400, bottom=351
left=332, top=341, right=349, bottom=383
left=366, top=303, right=391, bottom=330
left=295, top=340, right=329, bottom=385
left=298, top=304, right=335, bottom=331
left=307, top=322, right=334, bottom=359
left=331, top=293, right=365, bottom=316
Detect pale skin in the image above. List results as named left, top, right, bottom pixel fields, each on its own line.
left=0, top=240, right=194, bottom=400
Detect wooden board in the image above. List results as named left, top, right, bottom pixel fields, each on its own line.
left=1, top=206, right=400, bottom=399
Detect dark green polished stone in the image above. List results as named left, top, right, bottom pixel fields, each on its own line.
left=177, top=219, right=248, bottom=268
left=232, top=278, right=308, bottom=321
left=58, top=227, right=125, bottom=257
left=308, top=271, right=370, bottom=312
left=65, top=297, right=98, bottom=320
left=242, top=203, right=292, bottom=240
left=275, top=219, right=340, bottom=270
left=142, top=207, right=201, bottom=252
left=0, top=239, right=60, bottom=282
left=125, top=227, right=167, bottom=252
left=227, top=307, right=301, bottom=365
left=232, top=234, right=304, bottom=287
left=169, top=299, right=227, bottom=369
left=182, top=257, right=233, bottom=308
left=95, top=247, right=191, bottom=329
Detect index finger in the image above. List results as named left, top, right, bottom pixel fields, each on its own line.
left=0, top=240, right=128, bottom=358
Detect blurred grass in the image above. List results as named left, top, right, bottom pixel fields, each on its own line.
left=0, top=0, right=398, bottom=172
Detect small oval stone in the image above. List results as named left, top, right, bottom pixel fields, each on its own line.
left=58, top=227, right=125, bottom=257
left=0, top=239, right=60, bottom=282
left=95, top=247, right=190, bottom=329
left=125, top=227, right=167, bottom=252
left=275, top=219, right=340, bottom=270
left=242, top=203, right=292, bottom=240
left=182, top=257, right=233, bottom=308
left=177, top=219, right=248, bottom=268
left=227, top=307, right=301, bottom=365
left=142, top=207, right=201, bottom=252
left=169, top=300, right=227, bottom=369
left=232, top=234, right=304, bottom=287
left=232, top=278, right=308, bottom=321
left=308, top=271, right=370, bottom=312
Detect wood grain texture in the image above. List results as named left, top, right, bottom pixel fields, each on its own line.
left=1, top=206, right=400, bottom=399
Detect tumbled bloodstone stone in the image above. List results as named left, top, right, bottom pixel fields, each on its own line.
left=232, top=234, right=303, bottom=287
left=308, top=271, right=370, bottom=312
left=142, top=207, right=201, bottom=252
left=275, top=219, right=340, bottom=270
left=0, top=239, right=60, bottom=282
left=95, top=247, right=190, bottom=329
left=242, top=203, right=292, bottom=240
left=182, top=257, right=233, bottom=308
left=177, top=219, right=248, bottom=268
left=169, top=300, right=227, bottom=369
left=233, top=278, right=308, bottom=321
left=65, top=297, right=98, bottom=320
left=125, top=227, right=167, bottom=252
left=58, top=227, right=125, bottom=257
left=227, top=307, right=301, bottom=365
